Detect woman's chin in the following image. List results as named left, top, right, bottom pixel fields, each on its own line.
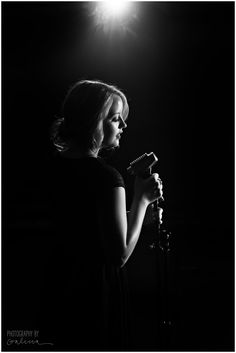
left=108, top=141, right=119, bottom=148
left=101, top=138, right=121, bottom=151
left=113, top=141, right=120, bottom=149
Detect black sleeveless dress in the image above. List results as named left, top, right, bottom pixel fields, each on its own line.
left=40, top=156, right=128, bottom=351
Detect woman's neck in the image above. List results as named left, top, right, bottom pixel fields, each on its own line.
left=60, top=148, right=98, bottom=159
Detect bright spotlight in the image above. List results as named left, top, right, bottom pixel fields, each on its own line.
left=98, top=1, right=131, bottom=19
left=87, top=1, right=138, bottom=35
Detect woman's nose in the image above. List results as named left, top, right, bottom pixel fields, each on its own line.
left=120, top=118, right=127, bottom=129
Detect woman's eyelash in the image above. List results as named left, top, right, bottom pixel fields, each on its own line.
left=112, top=115, right=120, bottom=121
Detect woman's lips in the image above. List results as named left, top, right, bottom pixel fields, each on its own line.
left=117, top=132, right=123, bottom=138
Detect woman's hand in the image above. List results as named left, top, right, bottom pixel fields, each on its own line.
left=134, top=173, right=163, bottom=205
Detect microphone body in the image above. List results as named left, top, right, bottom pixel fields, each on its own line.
left=127, top=152, right=163, bottom=225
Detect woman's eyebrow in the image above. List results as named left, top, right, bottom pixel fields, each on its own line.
left=109, top=111, right=122, bottom=117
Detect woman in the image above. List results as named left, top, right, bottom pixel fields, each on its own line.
left=46, top=80, right=163, bottom=350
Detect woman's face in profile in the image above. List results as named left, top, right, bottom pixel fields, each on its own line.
left=100, top=95, right=127, bottom=149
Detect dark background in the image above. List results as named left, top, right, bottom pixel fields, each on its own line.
left=2, top=1, right=234, bottom=351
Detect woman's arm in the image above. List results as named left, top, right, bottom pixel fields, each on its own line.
left=98, top=174, right=162, bottom=267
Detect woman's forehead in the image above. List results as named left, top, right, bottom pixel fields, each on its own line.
left=103, top=94, right=123, bottom=117
left=110, top=95, right=123, bottom=112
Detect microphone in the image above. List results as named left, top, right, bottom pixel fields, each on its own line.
left=127, top=152, right=158, bottom=178
left=127, top=152, right=164, bottom=202
left=127, top=152, right=164, bottom=225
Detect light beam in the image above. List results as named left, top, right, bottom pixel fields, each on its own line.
left=87, top=1, right=138, bottom=36
left=97, top=1, right=131, bottom=19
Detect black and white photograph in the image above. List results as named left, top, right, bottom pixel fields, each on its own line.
left=2, top=1, right=234, bottom=351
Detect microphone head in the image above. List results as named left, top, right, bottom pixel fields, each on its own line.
left=127, top=152, right=158, bottom=176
